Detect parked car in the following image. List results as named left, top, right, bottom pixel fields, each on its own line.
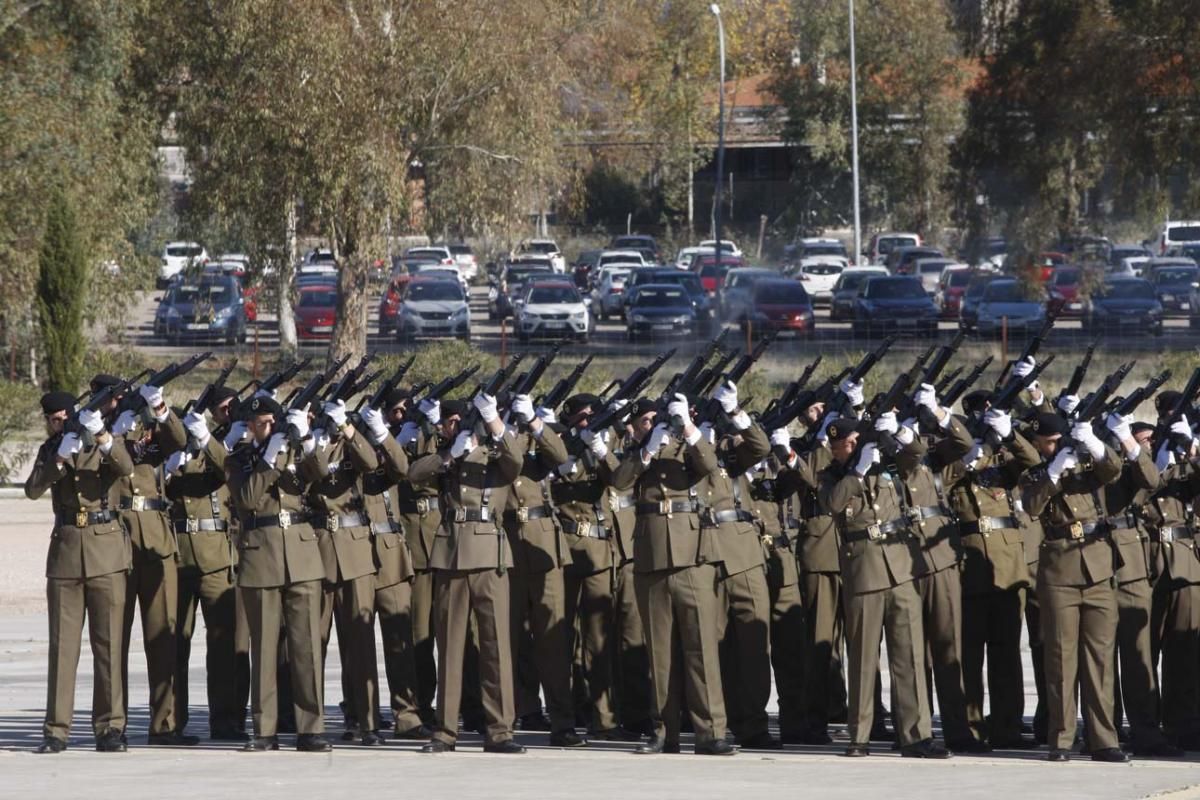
left=572, top=249, right=602, bottom=289
left=851, top=275, right=939, bottom=337
left=518, top=281, right=592, bottom=342
left=793, top=237, right=848, bottom=261
left=692, top=254, right=745, bottom=295
left=886, top=245, right=944, bottom=275
left=974, top=278, right=1048, bottom=337
left=912, top=258, right=958, bottom=295
left=154, top=274, right=247, bottom=344
left=1084, top=277, right=1163, bottom=336
left=623, top=269, right=716, bottom=334
left=300, top=247, right=338, bottom=275
left=1034, top=251, right=1067, bottom=282
left=1166, top=243, right=1200, bottom=263
left=609, top=235, right=660, bottom=264
left=934, top=266, right=976, bottom=318
left=159, top=241, right=208, bottom=287
left=1109, top=242, right=1152, bottom=268
left=794, top=261, right=845, bottom=305
left=865, top=232, right=919, bottom=265
left=295, top=283, right=339, bottom=340
left=625, top=284, right=697, bottom=341
left=673, top=246, right=715, bottom=271
left=699, top=239, right=743, bottom=258
left=743, top=278, right=815, bottom=338
left=1147, top=259, right=1200, bottom=314
left=829, top=266, right=888, bottom=321
left=405, top=245, right=456, bottom=269
left=720, top=267, right=778, bottom=321
left=1047, top=266, right=1085, bottom=315
left=517, top=239, right=566, bottom=272
left=1156, top=220, right=1200, bottom=255
left=489, top=261, right=554, bottom=319
left=958, top=272, right=1001, bottom=332
left=396, top=277, right=470, bottom=342
left=442, top=242, right=479, bottom=282
left=590, top=265, right=634, bottom=320
left=597, top=249, right=648, bottom=270
left=412, top=263, right=468, bottom=292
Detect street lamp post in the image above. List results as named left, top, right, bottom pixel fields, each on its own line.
left=711, top=4, right=726, bottom=263
left=848, top=0, right=862, bottom=264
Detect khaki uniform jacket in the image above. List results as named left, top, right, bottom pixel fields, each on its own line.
left=363, top=433, right=414, bottom=589
left=114, top=411, right=187, bottom=557
left=906, top=416, right=974, bottom=573
left=818, top=439, right=928, bottom=594
left=166, top=434, right=234, bottom=575
left=609, top=434, right=639, bottom=564
left=1103, top=445, right=1160, bottom=584
left=408, top=431, right=523, bottom=571
left=505, top=427, right=571, bottom=573
left=610, top=434, right=720, bottom=574
left=1142, top=457, right=1200, bottom=585
left=703, top=424, right=771, bottom=577
left=749, top=455, right=800, bottom=590
left=228, top=439, right=327, bottom=588
left=946, top=429, right=1040, bottom=593
left=1022, top=444, right=1123, bottom=587
left=308, top=429, right=380, bottom=583
left=785, top=446, right=840, bottom=574
left=396, top=429, right=442, bottom=571
left=551, top=446, right=620, bottom=575
left=27, top=436, right=135, bottom=579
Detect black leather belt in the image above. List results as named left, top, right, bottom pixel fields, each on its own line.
left=506, top=505, right=554, bottom=523
left=56, top=509, right=118, bottom=527
left=173, top=518, right=228, bottom=534
left=1044, top=520, right=1107, bottom=542
left=1156, top=526, right=1194, bottom=543
left=636, top=500, right=700, bottom=516
left=960, top=515, right=1018, bottom=535
left=371, top=520, right=402, bottom=535
left=561, top=517, right=609, bottom=539
left=701, top=508, right=756, bottom=528
left=242, top=510, right=312, bottom=530
left=119, top=495, right=168, bottom=512
left=449, top=507, right=492, bottom=523
left=320, top=512, right=369, bottom=531
left=909, top=505, right=949, bottom=522
left=844, top=518, right=909, bottom=543
left=1105, top=513, right=1139, bottom=532
left=783, top=517, right=802, bottom=530
left=612, top=493, right=637, bottom=511
left=399, top=497, right=440, bottom=515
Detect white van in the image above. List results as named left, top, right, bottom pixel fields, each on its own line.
left=1156, top=220, right=1200, bottom=255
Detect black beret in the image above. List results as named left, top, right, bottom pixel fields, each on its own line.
left=563, top=393, right=600, bottom=417
left=386, top=387, right=411, bottom=409
left=41, top=391, right=76, bottom=415
left=247, top=395, right=284, bottom=420
left=210, top=386, right=238, bottom=406
left=961, top=390, right=991, bottom=415
left=1131, top=421, right=1155, bottom=437
left=90, top=373, right=121, bottom=392
left=627, top=397, right=657, bottom=420
left=1156, top=390, right=1181, bottom=415
left=441, top=399, right=468, bottom=419
left=1031, top=412, right=1068, bottom=437
left=825, top=417, right=861, bottom=443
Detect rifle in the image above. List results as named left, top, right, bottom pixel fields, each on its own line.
left=236, top=356, right=312, bottom=399
left=862, top=348, right=936, bottom=457
left=942, top=356, right=994, bottom=409
left=186, top=358, right=239, bottom=416
left=1057, top=337, right=1098, bottom=406
left=921, top=331, right=965, bottom=388
left=697, top=332, right=776, bottom=426
left=934, top=365, right=964, bottom=396
left=282, top=354, right=352, bottom=445
left=588, top=349, right=676, bottom=435
left=978, top=354, right=1056, bottom=449
left=994, top=307, right=1058, bottom=389
left=503, top=344, right=561, bottom=407
left=321, top=353, right=378, bottom=405
left=1105, top=370, right=1171, bottom=419
left=764, top=356, right=823, bottom=421
left=1157, top=366, right=1200, bottom=453
left=66, top=370, right=150, bottom=445
left=118, top=352, right=214, bottom=415
left=537, top=355, right=593, bottom=412
left=357, top=354, right=417, bottom=412
left=760, top=366, right=852, bottom=434
left=460, top=355, right=526, bottom=436
left=1071, top=362, right=1133, bottom=424
left=824, top=336, right=897, bottom=418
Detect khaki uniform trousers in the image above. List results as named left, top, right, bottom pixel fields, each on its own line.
left=564, top=565, right=618, bottom=732
left=843, top=579, right=931, bottom=746
left=121, top=542, right=179, bottom=736
left=635, top=564, right=727, bottom=746
left=242, top=579, right=324, bottom=737
left=432, top=568, right=515, bottom=745
left=1153, top=579, right=1200, bottom=741
left=918, top=566, right=972, bottom=743
left=766, top=554, right=805, bottom=737
left=1039, top=579, right=1119, bottom=751
left=45, top=573, right=127, bottom=741
left=716, top=567, right=772, bottom=741
left=1024, top=573, right=1048, bottom=741
left=320, top=574, right=379, bottom=735
left=375, top=578, right=423, bottom=731
left=1114, top=578, right=1165, bottom=747
left=962, top=587, right=1025, bottom=743
left=800, top=572, right=846, bottom=735
left=176, top=567, right=249, bottom=734
left=614, top=561, right=651, bottom=727
left=411, top=568, right=437, bottom=722
left=510, top=564, right=574, bottom=731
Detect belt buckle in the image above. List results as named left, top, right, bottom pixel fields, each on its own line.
left=867, top=523, right=883, bottom=541
left=130, top=495, right=146, bottom=512
left=978, top=517, right=993, bottom=533
left=516, top=507, right=529, bottom=523
left=278, top=509, right=292, bottom=530
left=578, top=520, right=591, bottom=537
left=1069, top=521, right=1084, bottom=540
left=658, top=500, right=671, bottom=517
left=328, top=513, right=339, bottom=532
left=186, top=517, right=199, bottom=533
left=75, top=511, right=88, bottom=527
left=1161, top=528, right=1175, bottom=544
left=454, top=507, right=467, bottom=523
left=416, top=498, right=430, bottom=515
left=906, top=507, right=922, bottom=525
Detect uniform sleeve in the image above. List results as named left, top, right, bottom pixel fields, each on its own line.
left=1021, top=470, right=1058, bottom=517
left=730, top=422, right=770, bottom=474
left=609, top=447, right=649, bottom=491
left=408, top=452, right=446, bottom=486
left=155, top=409, right=187, bottom=456
left=684, top=434, right=719, bottom=479
left=297, top=441, right=327, bottom=483
left=931, top=415, right=974, bottom=468
left=228, top=455, right=280, bottom=512
left=493, top=431, right=523, bottom=483
left=1126, top=445, right=1161, bottom=493
left=203, top=432, right=227, bottom=472
left=101, top=436, right=135, bottom=479
left=24, top=440, right=63, bottom=500
left=819, top=469, right=864, bottom=515
left=534, top=424, right=569, bottom=469
left=341, top=427, right=380, bottom=473
left=894, top=434, right=926, bottom=478
left=376, top=435, right=409, bottom=481
left=1089, top=443, right=1123, bottom=486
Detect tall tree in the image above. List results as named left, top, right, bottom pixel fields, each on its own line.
left=36, top=190, right=88, bottom=392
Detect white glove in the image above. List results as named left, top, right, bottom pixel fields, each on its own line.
left=184, top=411, right=210, bottom=444
left=286, top=407, right=309, bottom=438
left=914, top=383, right=938, bottom=412
left=1105, top=413, right=1133, bottom=442
left=261, top=432, right=287, bottom=467
left=56, top=432, right=82, bottom=460
left=983, top=409, right=1012, bottom=440
left=536, top=407, right=557, bottom=425
left=874, top=412, right=898, bottom=435
left=78, top=408, right=105, bottom=436
left=1156, top=442, right=1175, bottom=472
left=698, top=421, right=716, bottom=444
left=643, top=422, right=670, bottom=458
left=1046, top=447, right=1079, bottom=483
left=816, top=411, right=839, bottom=443
left=854, top=442, right=880, bottom=476
left=1170, top=418, right=1194, bottom=442
left=139, top=384, right=164, bottom=410
left=839, top=378, right=864, bottom=407
left=1057, top=394, right=1079, bottom=415
left=582, top=428, right=608, bottom=458
left=1012, top=356, right=1036, bottom=379
left=165, top=450, right=191, bottom=475
left=713, top=381, right=738, bottom=414
left=1071, top=422, right=1105, bottom=459
left=511, top=394, right=535, bottom=424
left=667, top=393, right=690, bottom=422
left=473, top=392, right=498, bottom=423
left=558, top=457, right=578, bottom=476
left=361, top=407, right=389, bottom=444
left=609, top=398, right=629, bottom=412
left=419, top=398, right=440, bottom=425
left=110, top=409, right=137, bottom=437
left=222, top=420, right=248, bottom=451
left=253, top=388, right=278, bottom=400
left=962, top=442, right=983, bottom=470
left=450, top=429, right=475, bottom=459
left=323, top=400, right=348, bottom=428
left=397, top=420, right=420, bottom=446
left=896, top=425, right=915, bottom=446
left=770, top=428, right=791, bottom=449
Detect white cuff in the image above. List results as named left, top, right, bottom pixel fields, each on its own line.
left=895, top=426, right=915, bottom=446
left=195, top=433, right=210, bottom=449
left=731, top=410, right=751, bottom=431
left=684, top=427, right=702, bottom=446
left=1123, top=443, right=1141, bottom=462
left=302, top=437, right=316, bottom=455
left=98, top=438, right=114, bottom=455
left=938, top=408, right=952, bottom=429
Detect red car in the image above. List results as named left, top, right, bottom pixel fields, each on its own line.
left=692, top=254, right=745, bottom=295
left=742, top=278, right=815, bottom=337
left=934, top=266, right=975, bottom=318
left=1036, top=251, right=1067, bottom=283
left=1047, top=266, right=1083, bottom=315
left=295, top=283, right=338, bottom=339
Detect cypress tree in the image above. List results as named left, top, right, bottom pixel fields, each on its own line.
left=35, top=190, right=87, bottom=393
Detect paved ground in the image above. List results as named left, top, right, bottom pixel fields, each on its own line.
left=2, top=496, right=1199, bottom=799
